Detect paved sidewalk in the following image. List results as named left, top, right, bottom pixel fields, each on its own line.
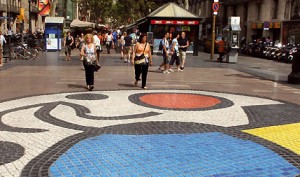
left=0, top=49, right=299, bottom=176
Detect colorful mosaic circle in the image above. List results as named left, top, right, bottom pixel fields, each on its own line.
left=139, top=93, right=221, bottom=109
left=128, top=92, right=234, bottom=111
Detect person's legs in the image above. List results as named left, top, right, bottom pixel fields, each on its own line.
left=180, top=51, right=186, bottom=70
left=67, top=46, right=72, bottom=60
left=83, top=63, right=89, bottom=86
left=175, top=54, right=181, bottom=71
left=121, top=45, right=124, bottom=59
left=86, top=64, right=94, bottom=90
left=163, top=54, right=170, bottom=73
left=106, top=42, right=109, bottom=54
left=124, top=46, right=129, bottom=62
left=134, top=64, right=142, bottom=84
left=141, top=64, right=149, bottom=88
left=65, top=47, right=68, bottom=60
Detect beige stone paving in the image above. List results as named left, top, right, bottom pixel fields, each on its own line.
left=0, top=50, right=300, bottom=105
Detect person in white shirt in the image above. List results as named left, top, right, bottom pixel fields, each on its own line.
left=93, top=31, right=101, bottom=63
left=169, top=33, right=182, bottom=72
left=0, top=31, right=6, bottom=66
left=105, top=31, right=113, bottom=54
left=0, top=31, right=6, bottom=48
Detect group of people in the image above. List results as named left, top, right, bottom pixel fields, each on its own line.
left=63, top=29, right=191, bottom=91
left=158, top=31, right=189, bottom=74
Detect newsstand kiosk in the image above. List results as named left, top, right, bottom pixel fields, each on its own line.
left=223, top=16, right=241, bottom=63
left=44, top=17, right=64, bottom=51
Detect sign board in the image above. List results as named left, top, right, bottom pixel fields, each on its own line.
left=212, top=2, right=219, bottom=12
left=151, top=20, right=199, bottom=25
left=228, top=16, right=240, bottom=26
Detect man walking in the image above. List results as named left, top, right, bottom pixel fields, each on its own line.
left=169, top=32, right=182, bottom=72
left=64, top=31, right=74, bottom=61
left=178, top=32, right=189, bottom=70
left=123, top=32, right=132, bottom=63
left=93, top=31, right=101, bottom=63
left=159, top=32, right=171, bottom=74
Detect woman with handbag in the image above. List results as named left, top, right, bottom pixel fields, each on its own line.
left=80, top=33, right=100, bottom=91
left=131, top=34, right=152, bottom=89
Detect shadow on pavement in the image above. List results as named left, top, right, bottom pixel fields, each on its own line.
left=118, top=83, right=137, bottom=88
left=68, top=84, right=86, bottom=89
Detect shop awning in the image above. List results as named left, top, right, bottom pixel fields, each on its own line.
left=223, top=24, right=241, bottom=31
left=70, top=19, right=95, bottom=28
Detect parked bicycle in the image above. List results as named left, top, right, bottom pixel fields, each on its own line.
left=11, top=43, right=38, bottom=60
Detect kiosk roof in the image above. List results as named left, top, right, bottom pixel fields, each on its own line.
left=147, top=2, right=201, bottom=19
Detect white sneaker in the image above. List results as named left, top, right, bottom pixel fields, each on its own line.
left=168, top=69, right=174, bottom=72
left=177, top=68, right=183, bottom=72
left=163, top=70, right=170, bottom=74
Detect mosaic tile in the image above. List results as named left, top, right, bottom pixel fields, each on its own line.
left=50, top=133, right=299, bottom=176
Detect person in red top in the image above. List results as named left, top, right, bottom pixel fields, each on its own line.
left=216, top=37, right=226, bottom=62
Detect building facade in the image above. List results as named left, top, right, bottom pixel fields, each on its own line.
left=188, top=0, right=300, bottom=44
left=0, top=0, right=40, bottom=34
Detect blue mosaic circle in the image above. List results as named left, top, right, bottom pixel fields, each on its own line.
left=49, top=133, right=300, bottom=176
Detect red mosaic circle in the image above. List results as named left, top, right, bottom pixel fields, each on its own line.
left=139, top=93, right=221, bottom=109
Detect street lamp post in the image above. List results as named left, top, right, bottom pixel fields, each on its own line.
left=210, top=0, right=219, bottom=60
left=6, top=0, right=11, bottom=62
left=28, top=0, right=31, bottom=32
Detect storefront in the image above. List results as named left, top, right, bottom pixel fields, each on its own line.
left=136, top=2, right=203, bottom=56
left=282, top=20, right=300, bottom=45
left=250, top=21, right=281, bottom=42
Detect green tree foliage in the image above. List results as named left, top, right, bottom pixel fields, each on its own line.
left=110, top=0, right=161, bottom=27
left=89, top=0, right=113, bottom=23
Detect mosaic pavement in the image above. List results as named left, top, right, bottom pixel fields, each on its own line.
left=0, top=89, right=299, bottom=177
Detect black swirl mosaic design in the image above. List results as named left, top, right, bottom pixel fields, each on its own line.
left=128, top=92, right=234, bottom=111
left=65, top=93, right=109, bottom=100
left=0, top=91, right=298, bottom=176
left=0, top=141, right=25, bottom=165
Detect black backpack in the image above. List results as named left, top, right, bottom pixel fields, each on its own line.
left=158, top=39, right=164, bottom=51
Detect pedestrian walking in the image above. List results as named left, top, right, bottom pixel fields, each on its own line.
left=120, top=33, right=125, bottom=60
left=93, top=31, right=101, bottom=63
left=112, top=30, right=118, bottom=49
left=64, top=31, right=74, bottom=61
left=216, top=37, right=226, bottom=62
left=123, top=32, right=133, bottom=63
left=80, top=33, right=99, bottom=91
left=105, top=31, right=113, bottom=54
left=178, top=32, right=189, bottom=70
left=158, top=32, right=171, bottom=74
left=131, top=34, right=152, bottom=89
left=0, top=31, right=6, bottom=66
left=169, top=33, right=182, bottom=72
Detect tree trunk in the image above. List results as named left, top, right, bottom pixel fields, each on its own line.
left=50, top=0, right=58, bottom=17
left=184, top=0, right=189, bottom=10
left=63, top=0, right=68, bottom=19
